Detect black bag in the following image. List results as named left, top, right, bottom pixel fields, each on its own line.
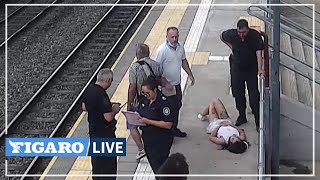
left=131, top=60, right=161, bottom=110
left=136, top=60, right=162, bottom=86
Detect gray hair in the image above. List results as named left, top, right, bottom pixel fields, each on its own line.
left=136, top=43, right=150, bottom=57
left=97, top=68, right=113, bottom=82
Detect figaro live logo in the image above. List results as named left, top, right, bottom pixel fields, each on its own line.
left=5, top=138, right=126, bottom=157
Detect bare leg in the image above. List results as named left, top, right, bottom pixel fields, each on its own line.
left=208, top=101, right=219, bottom=122
left=130, top=129, right=143, bottom=150
left=212, top=98, right=230, bottom=119
left=201, top=104, right=210, bottom=116
left=201, top=98, right=230, bottom=122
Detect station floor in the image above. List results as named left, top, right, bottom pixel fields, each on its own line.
left=37, top=0, right=320, bottom=179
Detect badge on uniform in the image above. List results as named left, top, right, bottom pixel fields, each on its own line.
left=163, top=107, right=170, bottom=116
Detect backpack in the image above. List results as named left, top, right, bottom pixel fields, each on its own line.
left=136, top=60, right=162, bottom=88
left=131, top=60, right=162, bottom=109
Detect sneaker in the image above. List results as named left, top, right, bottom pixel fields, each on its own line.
left=235, top=116, right=248, bottom=126
left=135, top=149, right=146, bottom=160
left=198, top=113, right=206, bottom=121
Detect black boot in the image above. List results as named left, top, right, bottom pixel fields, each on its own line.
left=235, top=115, right=248, bottom=126
left=254, top=114, right=260, bottom=132
left=172, top=128, right=187, bottom=137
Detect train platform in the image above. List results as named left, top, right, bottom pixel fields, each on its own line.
left=39, top=0, right=267, bottom=179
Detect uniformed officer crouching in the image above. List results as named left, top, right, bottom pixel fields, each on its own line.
left=137, top=77, right=174, bottom=178
left=82, top=68, right=120, bottom=180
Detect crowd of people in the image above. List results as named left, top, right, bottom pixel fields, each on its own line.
left=81, top=19, right=264, bottom=179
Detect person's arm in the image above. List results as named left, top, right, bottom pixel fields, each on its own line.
left=256, top=32, right=265, bottom=76
left=181, top=47, right=195, bottom=85
left=239, top=128, right=247, bottom=141
left=257, top=50, right=264, bottom=76
left=139, top=117, right=173, bottom=129
left=128, top=66, right=137, bottom=111
left=127, top=83, right=137, bottom=111
left=208, top=135, right=225, bottom=148
left=81, top=102, right=87, bottom=111
left=220, top=30, right=233, bottom=50
left=138, top=101, right=174, bottom=129
left=103, top=104, right=120, bottom=122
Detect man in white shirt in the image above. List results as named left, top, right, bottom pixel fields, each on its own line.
left=155, top=27, right=195, bottom=137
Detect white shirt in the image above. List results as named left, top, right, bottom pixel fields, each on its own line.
left=217, top=126, right=240, bottom=143
left=155, top=42, right=186, bottom=85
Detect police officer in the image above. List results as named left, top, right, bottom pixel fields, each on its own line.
left=221, top=19, right=264, bottom=131
left=82, top=68, right=120, bottom=180
left=137, top=77, right=174, bottom=178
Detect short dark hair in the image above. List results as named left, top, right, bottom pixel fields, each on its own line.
left=141, top=76, right=159, bottom=91
left=136, top=43, right=150, bottom=57
left=225, top=139, right=248, bottom=154
left=237, top=19, right=249, bottom=29
left=157, top=153, right=189, bottom=180
left=167, top=27, right=179, bottom=34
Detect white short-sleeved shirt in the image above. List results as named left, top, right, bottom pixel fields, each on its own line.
left=217, top=126, right=240, bottom=143
left=154, top=42, right=186, bottom=85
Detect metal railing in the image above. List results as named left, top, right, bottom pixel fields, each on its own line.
left=258, top=75, right=266, bottom=180
left=247, top=5, right=320, bottom=51
left=257, top=31, right=270, bottom=180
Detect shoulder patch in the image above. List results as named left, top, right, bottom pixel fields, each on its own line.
left=163, top=107, right=170, bottom=116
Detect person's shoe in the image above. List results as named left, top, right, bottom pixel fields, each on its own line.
left=197, top=113, right=206, bottom=121
left=173, top=128, right=187, bottom=137
left=135, top=149, right=146, bottom=160
left=235, top=116, right=247, bottom=126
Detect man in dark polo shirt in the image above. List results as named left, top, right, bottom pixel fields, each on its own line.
left=82, top=68, right=120, bottom=180
left=221, top=19, right=264, bottom=131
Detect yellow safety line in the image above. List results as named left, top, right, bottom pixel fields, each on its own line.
left=40, top=1, right=158, bottom=179
left=66, top=0, right=190, bottom=178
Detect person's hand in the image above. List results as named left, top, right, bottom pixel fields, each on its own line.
left=258, top=69, right=265, bottom=77
left=112, top=103, right=121, bottom=113
left=165, top=83, right=174, bottom=90
left=127, top=104, right=132, bottom=111
left=138, top=117, right=149, bottom=124
left=189, top=75, right=195, bottom=86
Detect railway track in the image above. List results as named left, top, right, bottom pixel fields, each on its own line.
left=1, top=0, right=151, bottom=178
left=0, top=0, right=59, bottom=48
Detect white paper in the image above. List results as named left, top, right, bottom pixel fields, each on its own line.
left=121, top=110, right=146, bottom=126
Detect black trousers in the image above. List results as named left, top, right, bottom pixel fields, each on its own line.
left=168, top=84, right=182, bottom=130
left=231, top=69, right=260, bottom=126
left=142, top=134, right=173, bottom=178
left=89, top=132, right=117, bottom=180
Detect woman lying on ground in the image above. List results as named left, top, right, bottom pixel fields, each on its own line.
left=198, top=98, right=249, bottom=154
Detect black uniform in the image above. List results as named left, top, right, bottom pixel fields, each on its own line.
left=221, top=28, right=264, bottom=127
left=82, top=84, right=117, bottom=180
left=138, top=91, right=174, bottom=176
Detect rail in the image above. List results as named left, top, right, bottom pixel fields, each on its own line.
left=0, top=0, right=59, bottom=47
left=247, top=5, right=320, bottom=51
left=258, top=75, right=266, bottom=180
left=19, top=1, right=149, bottom=179
left=280, top=0, right=320, bottom=24
left=257, top=31, right=270, bottom=180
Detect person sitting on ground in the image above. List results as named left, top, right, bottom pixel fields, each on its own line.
left=198, top=98, right=249, bottom=154
left=157, top=153, right=189, bottom=180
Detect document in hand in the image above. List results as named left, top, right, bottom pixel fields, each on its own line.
left=121, top=110, right=146, bottom=126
